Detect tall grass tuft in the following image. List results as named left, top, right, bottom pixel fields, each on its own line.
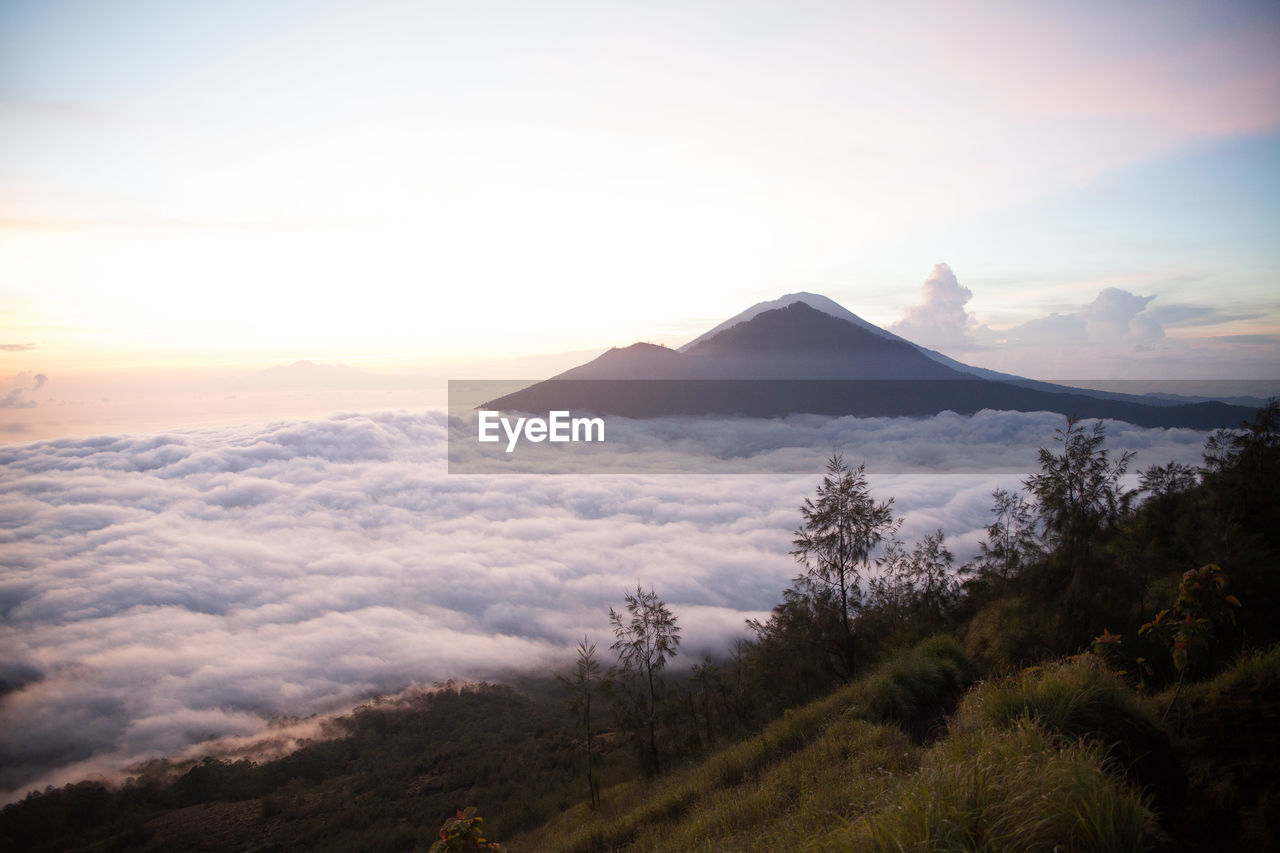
left=953, top=655, right=1182, bottom=810
left=833, top=721, right=1156, bottom=852
left=859, top=635, right=978, bottom=738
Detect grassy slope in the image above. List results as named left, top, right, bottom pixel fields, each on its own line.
left=514, top=643, right=1280, bottom=853
left=1149, top=646, right=1280, bottom=849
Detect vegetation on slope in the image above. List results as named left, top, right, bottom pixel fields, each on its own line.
left=516, top=647, right=1280, bottom=852
left=0, top=680, right=634, bottom=852
left=514, top=642, right=1169, bottom=853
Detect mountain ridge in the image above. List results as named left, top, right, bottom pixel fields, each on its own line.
left=481, top=294, right=1259, bottom=430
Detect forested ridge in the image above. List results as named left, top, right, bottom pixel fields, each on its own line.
left=3, top=403, right=1278, bottom=852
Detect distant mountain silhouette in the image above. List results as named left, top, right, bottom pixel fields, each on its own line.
left=483, top=297, right=1258, bottom=430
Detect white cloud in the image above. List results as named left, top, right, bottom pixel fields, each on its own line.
left=976, top=287, right=1179, bottom=377
left=889, top=268, right=1277, bottom=379
left=0, top=372, right=48, bottom=409
left=890, top=263, right=978, bottom=349
left=1080, top=288, right=1160, bottom=343
left=0, top=409, right=1210, bottom=800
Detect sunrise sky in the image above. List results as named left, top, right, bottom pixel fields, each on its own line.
left=3, top=0, right=1280, bottom=801
left=3, top=1, right=1279, bottom=396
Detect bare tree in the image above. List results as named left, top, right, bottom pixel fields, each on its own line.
left=558, top=637, right=608, bottom=808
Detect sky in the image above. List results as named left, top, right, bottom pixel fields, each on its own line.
left=2, top=0, right=1278, bottom=402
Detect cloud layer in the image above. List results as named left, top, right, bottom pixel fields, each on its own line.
left=0, top=409, right=1210, bottom=800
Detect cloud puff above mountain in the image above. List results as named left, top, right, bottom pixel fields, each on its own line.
left=0, top=409, right=1210, bottom=799
left=997, top=288, right=1162, bottom=348
left=893, top=268, right=1164, bottom=354
left=887, top=265, right=1278, bottom=378
left=890, top=263, right=978, bottom=349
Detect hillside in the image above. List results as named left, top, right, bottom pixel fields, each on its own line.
left=8, top=640, right=1274, bottom=852
left=512, top=642, right=1280, bottom=852
left=0, top=678, right=628, bottom=852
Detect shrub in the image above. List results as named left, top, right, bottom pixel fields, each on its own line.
left=430, top=806, right=505, bottom=852
left=1141, top=564, right=1242, bottom=717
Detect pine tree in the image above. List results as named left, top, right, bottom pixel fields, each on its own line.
left=609, top=586, right=680, bottom=773
left=791, top=454, right=899, bottom=678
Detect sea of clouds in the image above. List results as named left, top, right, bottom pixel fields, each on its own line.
left=0, top=408, right=1212, bottom=801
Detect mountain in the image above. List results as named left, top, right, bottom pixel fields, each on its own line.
left=679, top=293, right=1195, bottom=401
left=557, top=303, right=960, bottom=381
left=678, top=292, right=895, bottom=351
left=481, top=296, right=1257, bottom=429
left=251, top=360, right=374, bottom=388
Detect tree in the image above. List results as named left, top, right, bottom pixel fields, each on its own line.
left=1024, top=416, right=1134, bottom=565
left=689, top=656, right=724, bottom=748
left=745, top=584, right=847, bottom=710
left=791, top=454, right=899, bottom=679
left=1138, top=461, right=1197, bottom=501
left=1123, top=461, right=1200, bottom=621
left=1023, top=417, right=1134, bottom=626
left=875, top=530, right=959, bottom=624
left=1198, top=399, right=1280, bottom=647
left=1201, top=398, right=1280, bottom=556
left=1140, top=564, right=1242, bottom=718
left=968, top=488, right=1038, bottom=583
left=430, top=806, right=505, bottom=852
left=609, top=586, right=680, bottom=773
left=557, top=637, right=608, bottom=808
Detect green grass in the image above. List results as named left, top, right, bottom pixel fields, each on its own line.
left=515, top=712, right=921, bottom=853
left=834, top=721, right=1155, bottom=852
left=512, top=636, right=974, bottom=853
left=1149, top=642, right=1280, bottom=728
left=953, top=655, right=1154, bottom=741
left=952, top=654, right=1181, bottom=813
left=859, top=635, right=978, bottom=734
left=513, top=681, right=879, bottom=853
left=642, top=718, right=917, bottom=853
left=511, top=641, right=1183, bottom=853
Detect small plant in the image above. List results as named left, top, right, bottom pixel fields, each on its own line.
left=1140, top=564, right=1241, bottom=718
left=1090, top=627, right=1124, bottom=667
left=1089, top=628, right=1153, bottom=689
left=430, top=806, right=505, bottom=852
